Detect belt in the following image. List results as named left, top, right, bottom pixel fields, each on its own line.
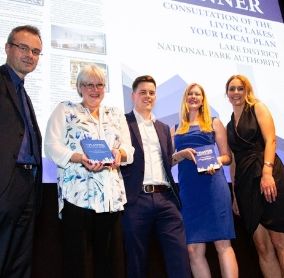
left=16, top=164, right=34, bottom=170
left=142, top=184, right=170, bottom=193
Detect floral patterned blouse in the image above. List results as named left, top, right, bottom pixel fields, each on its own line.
left=44, top=101, right=134, bottom=216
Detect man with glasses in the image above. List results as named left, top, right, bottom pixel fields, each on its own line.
left=121, top=75, right=191, bottom=278
left=0, top=25, right=42, bottom=278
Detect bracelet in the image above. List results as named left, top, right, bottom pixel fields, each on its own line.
left=264, top=161, right=274, bottom=168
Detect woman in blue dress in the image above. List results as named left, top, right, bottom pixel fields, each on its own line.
left=172, top=83, right=238, bottom=277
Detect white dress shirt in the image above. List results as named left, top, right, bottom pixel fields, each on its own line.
left=133, top=109, right=170, bottom=186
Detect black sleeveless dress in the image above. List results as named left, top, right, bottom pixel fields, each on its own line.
left=227, top=104, right=284, bottom=234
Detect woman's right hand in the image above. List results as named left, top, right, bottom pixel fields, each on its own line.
left=232, top=196, right=240, bottom=216
left=81, top=154, right=105, bottom=172
left=175, top=148, right=196, bottom=163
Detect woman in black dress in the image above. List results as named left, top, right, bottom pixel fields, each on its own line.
left=226, top=74, right=284, bottom=277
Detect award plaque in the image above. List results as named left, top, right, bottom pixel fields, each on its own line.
left=80, top=138, right=114, bottom=165
left=195, top=144, right=221, bottom=173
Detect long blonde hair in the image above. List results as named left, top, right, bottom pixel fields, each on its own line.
left=225, top=74, right=258, bottom=107
left=176, top=83, right=213, bottom=134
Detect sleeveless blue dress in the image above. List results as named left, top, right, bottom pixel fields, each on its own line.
left=174, top=125, right=235, bottom=243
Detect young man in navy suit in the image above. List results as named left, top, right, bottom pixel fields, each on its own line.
left=0, top=25, right=42, bottom=278
left=121, top=75, right=190, bottom=278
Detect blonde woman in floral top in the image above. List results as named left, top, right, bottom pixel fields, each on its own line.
left=44, top=65, right=134, bottom=278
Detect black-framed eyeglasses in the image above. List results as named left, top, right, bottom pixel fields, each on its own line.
left=80, top=83, right=105, bottom=90
left=9, top=42, right=42, bottom=57
left=228, top=86, right=244, bottom=92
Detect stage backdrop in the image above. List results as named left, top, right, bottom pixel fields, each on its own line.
left=0, top=0, right=283, bottom=182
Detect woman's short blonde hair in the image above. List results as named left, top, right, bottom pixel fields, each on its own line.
left=76, top=64, right=105, bottom=97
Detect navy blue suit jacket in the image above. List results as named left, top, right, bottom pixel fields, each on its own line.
left=0, top=64, right=42, bottom=210
left=121, top=111, right=180, bottom=207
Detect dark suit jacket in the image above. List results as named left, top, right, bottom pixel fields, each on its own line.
left=0, top=64, right=42, bottom=209
left=121, top=111, right=180, bottom=207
